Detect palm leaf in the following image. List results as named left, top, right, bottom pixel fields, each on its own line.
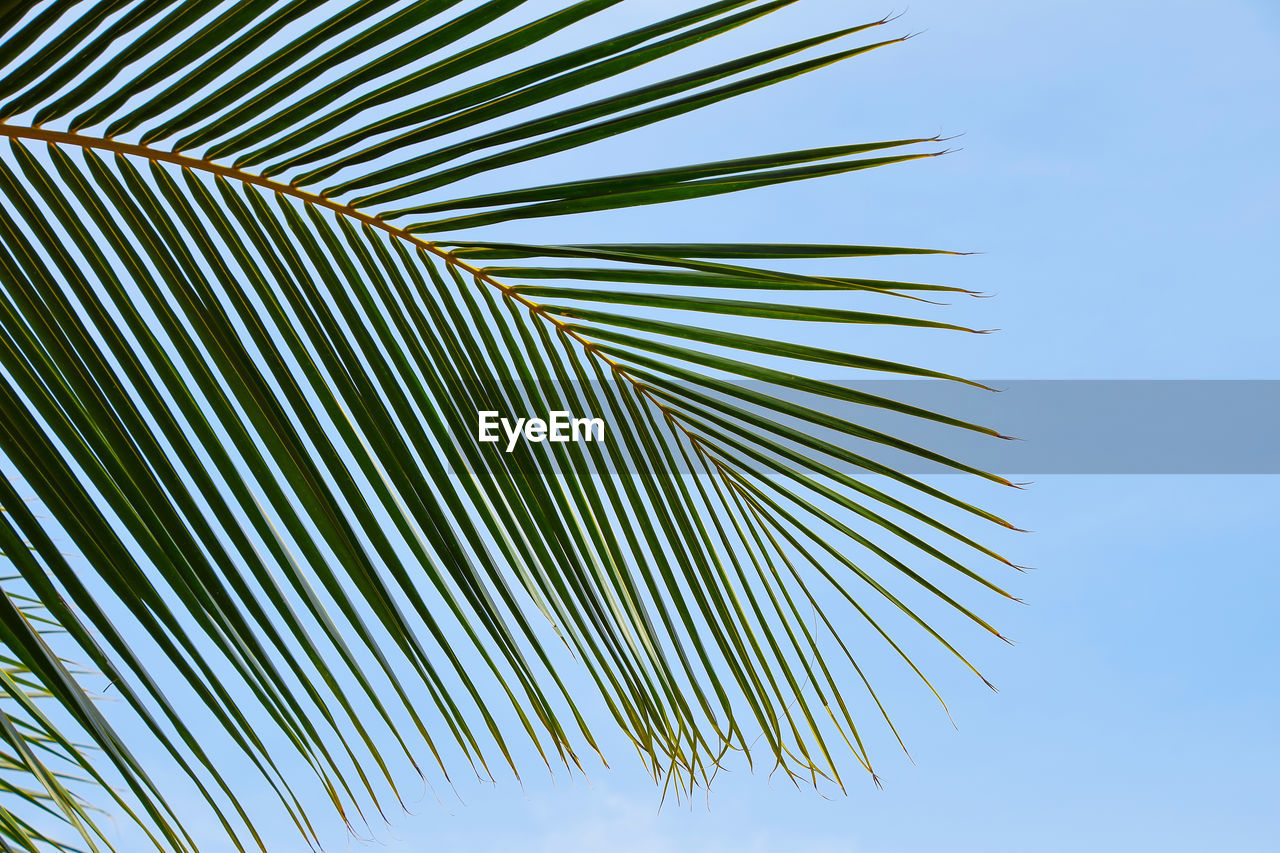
left=0, top=2, right=1021, bottom=850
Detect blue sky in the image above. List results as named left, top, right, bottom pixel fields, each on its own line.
left=14, top=1, right=1278, bottom=850
left=390, top=475, right=1277, bottom=853
left=384, top=3, right=1280, bottom=850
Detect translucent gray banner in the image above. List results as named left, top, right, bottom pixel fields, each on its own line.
left=475, top=380, right=1280, bottom=475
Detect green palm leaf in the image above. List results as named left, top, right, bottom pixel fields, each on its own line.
left=0, top=2, right=1021, bottom=850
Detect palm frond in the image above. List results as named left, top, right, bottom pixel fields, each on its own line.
left=0, top=2, right=1021, bottom=850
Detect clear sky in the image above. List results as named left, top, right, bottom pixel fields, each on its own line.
left=383, top=3, right=1280, bottom=851
left=43, top=1, right=1279, bottom=851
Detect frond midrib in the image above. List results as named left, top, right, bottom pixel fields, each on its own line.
left=0, top=123, right=687, bottom=431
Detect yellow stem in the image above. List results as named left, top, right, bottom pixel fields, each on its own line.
left=0, top=125, right=682, bottom=422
